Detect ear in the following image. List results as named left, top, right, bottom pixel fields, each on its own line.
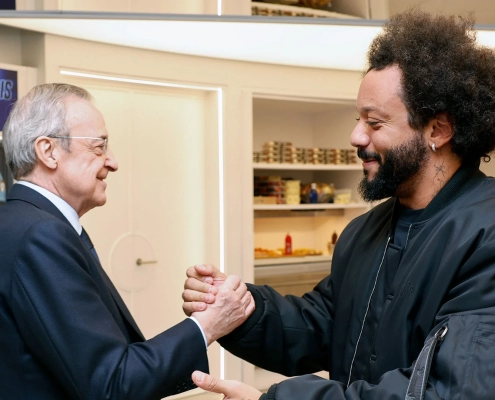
left=426, top=113, right=454, bottom=150
left=33, top=136, right=60, bottom=171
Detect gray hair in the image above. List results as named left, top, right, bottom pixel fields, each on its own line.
left=3, top=83, right=92, bottom=179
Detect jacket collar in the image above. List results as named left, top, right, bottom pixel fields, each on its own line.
left=7, top=183, right=72, bottom=227
left=392, top=162, right=486, bottom=224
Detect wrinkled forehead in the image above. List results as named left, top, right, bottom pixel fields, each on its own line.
left=65, top=97, right=108, bottom=138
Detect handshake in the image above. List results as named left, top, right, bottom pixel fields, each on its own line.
left=182, top=264, right=263, bottom=399
left=182, top=263, right=255, bottom=345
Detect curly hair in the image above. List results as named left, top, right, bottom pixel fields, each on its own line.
left=367, top=9, right=495, bottom=164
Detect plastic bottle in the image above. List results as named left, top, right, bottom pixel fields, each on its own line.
left=309, top=183, right=318, bottom=204
left=285, top=233, right=292, bottom=255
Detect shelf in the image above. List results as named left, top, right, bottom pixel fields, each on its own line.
left=255, top=254, right=332, bottom=267
left=253, top=162, right=361, bottom=171
left=251, top=2, right=361, bottom=19
left=253, top=203, right=368, bottom=211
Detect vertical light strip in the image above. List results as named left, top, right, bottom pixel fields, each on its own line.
left=59, top=68, right=227, bottom=381
left=217, top=0, right=222, bottom=16
left=217, top=87, right=226, bottom=379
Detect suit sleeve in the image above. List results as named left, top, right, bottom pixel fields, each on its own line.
left=11, top=219, right=208, bottom=400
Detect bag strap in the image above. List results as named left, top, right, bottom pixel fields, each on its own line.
left=405, top=325, right=448, bottom=400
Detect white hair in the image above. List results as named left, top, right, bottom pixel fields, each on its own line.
left=3, top=83, right=92, bottom=179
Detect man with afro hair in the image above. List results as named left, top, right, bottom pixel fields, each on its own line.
left=184, top=9, right=495, bottom=400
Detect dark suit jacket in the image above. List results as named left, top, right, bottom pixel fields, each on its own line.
left=0, top=184, right=208, bottom=399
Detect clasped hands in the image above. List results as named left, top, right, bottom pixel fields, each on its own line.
left=183, top=264, right=263, bottom=400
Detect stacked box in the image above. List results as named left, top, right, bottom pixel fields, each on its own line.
left=346, top=148, right=358, bottom=164
left=253, top=143, right=359, bottom=165
left=254, top=176, right=285, bottom=204
left=284, top=180, right=301, bottom=204
left=261, top=141, right=298, bottom=163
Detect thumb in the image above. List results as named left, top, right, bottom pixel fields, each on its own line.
left=192, top=371, right=228, bottom=394
left=194, top=264, right=227, bottom=280
left=220, top=274, right=241, bottom=291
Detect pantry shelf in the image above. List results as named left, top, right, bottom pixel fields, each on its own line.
left=253, top=162, right=362, bottom=171
left=253, top=203, right=368, bottom=211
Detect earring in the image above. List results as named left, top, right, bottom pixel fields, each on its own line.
left=431, top=143, right=437, bottom=152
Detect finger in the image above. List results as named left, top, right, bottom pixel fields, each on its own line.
left=197, top=264, right=227, bottom=286
left=186, top=266, right=214, bottom=284
left=234, top=282, right=248, bottom=299
left=192, top=371, right=229, bottom=395
left=244, top=294, right=256, bottom=317
left=182, top=289, right=215, bottom=304
left=220, top=275, right=242, bottom=291
left=184, top=277, right=219, bottom=295
left=193, top=264, right=226, bottom=279
left=182, top=301, right=207, bottom=316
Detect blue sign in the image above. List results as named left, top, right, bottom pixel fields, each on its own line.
left=0, top=69, right=17, bottom=131
left=0, top=1, right=15, bottom=10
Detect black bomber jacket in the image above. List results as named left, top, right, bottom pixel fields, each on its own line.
left=220, top=163, right=495, bottom=400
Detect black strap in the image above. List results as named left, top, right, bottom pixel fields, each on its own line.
left=405, top=325, right=448, bottom=400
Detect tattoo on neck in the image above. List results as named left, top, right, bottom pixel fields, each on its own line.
left=434, top=160, right=447, bottom=190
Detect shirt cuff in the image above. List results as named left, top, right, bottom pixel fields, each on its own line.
left=189, top=316, right=208, bottom=349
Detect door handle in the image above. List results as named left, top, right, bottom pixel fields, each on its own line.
left=136, top=258, right=158, bottom=266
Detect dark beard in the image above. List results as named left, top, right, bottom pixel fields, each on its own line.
left=357, top=134, right=428, bottom=202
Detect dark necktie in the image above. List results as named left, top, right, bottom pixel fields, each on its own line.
left=80, top=227, right=100, bottom=262
left=79, top=226, right=144, bottom=340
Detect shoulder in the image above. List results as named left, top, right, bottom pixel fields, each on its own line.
left=341, top=198, right=395, bottom=237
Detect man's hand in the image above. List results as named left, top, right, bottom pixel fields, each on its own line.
left=191, top=275, right=255, bottom=345
left=183, top=264, right=227, bottom=316
left=192, top=371, right=263, bottom=400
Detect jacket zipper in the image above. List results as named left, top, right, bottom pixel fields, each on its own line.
left=347, top=236, right=391, bottom=387
left=404, top=223, right=413, bottom=249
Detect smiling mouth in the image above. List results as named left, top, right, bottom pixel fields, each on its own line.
left=357, top=148, right=381, bottom=165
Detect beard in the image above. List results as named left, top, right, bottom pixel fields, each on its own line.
left=357, top=133, right=428, bottom=202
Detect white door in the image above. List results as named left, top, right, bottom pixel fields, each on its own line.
left=73, top=79, right=222, bottom=391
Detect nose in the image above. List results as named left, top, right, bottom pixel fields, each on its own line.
left=350, top=120, right=371, bottom=149
left=105, top=148, right=119, bottom=172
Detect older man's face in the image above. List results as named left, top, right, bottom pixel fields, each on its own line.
left=55, top=96, right=118, bottom=217
left=350, top=65, right=429, bottom=201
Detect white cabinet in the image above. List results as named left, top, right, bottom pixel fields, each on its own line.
left=250, top=93, right=369, bottom=390
left=251, top=95, right=369, bottom=259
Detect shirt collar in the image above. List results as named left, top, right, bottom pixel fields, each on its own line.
left=17, top=180, right=82, bottom=235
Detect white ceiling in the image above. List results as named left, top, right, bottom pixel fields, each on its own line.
left=1, top=12, right=495, bottom=71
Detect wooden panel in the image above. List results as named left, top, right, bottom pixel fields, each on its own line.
left=255, top=270, right=329, bottom=296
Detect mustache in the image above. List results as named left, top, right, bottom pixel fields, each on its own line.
left=357, top=148, right=382, bottom=164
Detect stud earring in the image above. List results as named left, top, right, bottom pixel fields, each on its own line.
left=431, top=143, right=437, bottom=152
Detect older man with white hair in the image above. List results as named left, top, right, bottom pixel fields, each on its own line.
left=0, top=83, right=254, bottom=399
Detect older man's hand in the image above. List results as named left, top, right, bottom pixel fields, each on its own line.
left=182, top=264, right=227, bottom=316
left=191, top=274, right=255, bottom=345
left=192, top=371, right=263, bottom=400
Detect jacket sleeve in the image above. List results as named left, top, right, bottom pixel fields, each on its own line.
left=11, top=219, right=208, bottom=400
left=258, top=238, right=495, bottom=400
left=219, top=273, right=335, bottom=376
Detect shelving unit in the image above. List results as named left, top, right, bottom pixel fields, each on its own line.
left=253, top=203, right=367, bottom=210
left=247, top=92, right=368, bottom=390
left=251, top=1, right=361, bottom=19
left=253, top=162, right=362, bottom=171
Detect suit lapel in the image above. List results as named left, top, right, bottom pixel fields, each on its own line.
left=80, top=228, right=144, bottom=340
left=9, top=184, right=145, bottom=341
